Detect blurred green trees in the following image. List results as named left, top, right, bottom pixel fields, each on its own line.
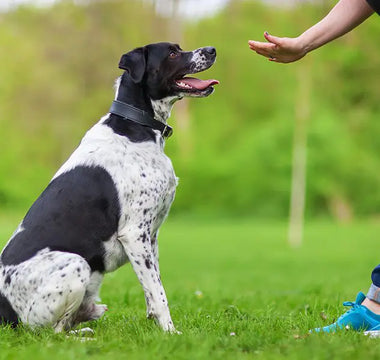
left=0, top=0, right=379, bottom=219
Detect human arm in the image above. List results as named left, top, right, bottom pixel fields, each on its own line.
left=248, top=0, right=375, bottom=63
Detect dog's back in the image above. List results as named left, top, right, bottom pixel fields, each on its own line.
left=1, top=166, right=120, bottom=272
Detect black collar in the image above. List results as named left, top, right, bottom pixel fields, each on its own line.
left=109, top=100, right=173, bottom=139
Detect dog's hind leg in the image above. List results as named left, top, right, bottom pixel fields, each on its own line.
left=72, top=271, right=108, bottom=326
left=32, top=253, right=92, bottom=332
left=3, top=251, right=92, bottom=332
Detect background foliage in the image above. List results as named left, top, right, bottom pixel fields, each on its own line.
left=1, top=3, right=380, bottom=358
left=0, top=0, right=379, bottom=219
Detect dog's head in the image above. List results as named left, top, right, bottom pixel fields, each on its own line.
left=118, top=42, right=219, bottom=101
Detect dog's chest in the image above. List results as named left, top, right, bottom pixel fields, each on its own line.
left=114, top=137, right=178, bottom=228
left=55, top=122, right=177, bottom=233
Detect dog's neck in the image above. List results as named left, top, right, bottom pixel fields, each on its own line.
left=150, top=97, right=178, bottom=124
left=115, top=75, right=176, bottom=124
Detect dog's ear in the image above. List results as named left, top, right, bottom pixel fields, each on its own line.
left=119, top=47, right=146, bottom=83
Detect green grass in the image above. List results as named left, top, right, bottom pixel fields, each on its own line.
left=1, top=211, right=380, bottom=359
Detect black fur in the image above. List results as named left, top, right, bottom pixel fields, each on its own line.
left=1, top=166, right=120, bottom=272
left=103, top=114, right=156, bottom=142
left=0, top=292, right=18, bottom=326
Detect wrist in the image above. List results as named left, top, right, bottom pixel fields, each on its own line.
left=296, top=32, right=319, bottom=56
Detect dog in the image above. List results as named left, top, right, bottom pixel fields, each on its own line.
left=0, top=42, right=218, bottom=333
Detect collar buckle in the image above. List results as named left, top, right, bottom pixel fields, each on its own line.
left=162, top=124, right=173, bottom=138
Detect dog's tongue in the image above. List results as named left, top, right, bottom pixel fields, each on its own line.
left=178, top=77, right=219, bottom=90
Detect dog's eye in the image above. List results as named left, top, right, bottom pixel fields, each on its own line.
left=169, top=51, right=179, bottom=59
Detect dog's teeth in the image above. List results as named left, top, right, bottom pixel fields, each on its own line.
left=177, top=81, right=192, bottom=89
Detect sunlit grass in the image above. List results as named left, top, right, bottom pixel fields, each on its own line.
left=1, top=211, right=380, bottom=359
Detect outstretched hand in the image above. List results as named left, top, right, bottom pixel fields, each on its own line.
left=248, top=32, right=307, bottom=63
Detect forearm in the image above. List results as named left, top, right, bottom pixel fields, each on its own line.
left=299, top=0, right=374, bottom=53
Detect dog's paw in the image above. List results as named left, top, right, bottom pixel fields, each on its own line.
left=75, top=303, right=108, bottom=323
left=161, top=321, right=181, bottom=334
left=68, top=327, right=97, bottom=341
left=93, top=304, right=108, bottom=318
left=67, top=330, right=96, bottom=342
left=70, top=327, right=95, bottom=336
left=146, top=311, right=179, bottom=334
left=147, top=312, right=156, bottom=320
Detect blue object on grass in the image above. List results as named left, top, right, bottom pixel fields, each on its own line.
left=313, top=292, right=380, bottom=333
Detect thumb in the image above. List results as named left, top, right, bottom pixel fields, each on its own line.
left=264, top=31, right=282, bottom=46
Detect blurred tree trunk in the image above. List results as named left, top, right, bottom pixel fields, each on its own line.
left=288, top=61, right=312, bottom=247
left=148, top=0, right=167, bottom=39
left=228, top=0, right=239, bottom=17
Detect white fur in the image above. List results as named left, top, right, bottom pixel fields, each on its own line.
left=151, top=96, right=178, bottom=123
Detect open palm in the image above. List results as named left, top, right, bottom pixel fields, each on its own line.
left=249, top=32, right=307, bottom=63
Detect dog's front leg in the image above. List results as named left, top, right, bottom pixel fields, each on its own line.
left=151, top=232, right=160, bottom=279
left=118, top=231, right=176, bottom=333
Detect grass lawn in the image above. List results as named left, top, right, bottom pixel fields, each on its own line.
left=1, top=211, right=380, bottom=359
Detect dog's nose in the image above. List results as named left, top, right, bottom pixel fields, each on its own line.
left=204, top=47, right=216, bottom=56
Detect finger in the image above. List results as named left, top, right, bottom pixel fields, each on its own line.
left=252, top=48, right=275, bottom=59
left=264, top=31, right=283, bottom=47
left=248, top=40, right=276, bottom=52
left=253, top=49, right=274, bottom=58
left=249, top=40, right=275, bottom=49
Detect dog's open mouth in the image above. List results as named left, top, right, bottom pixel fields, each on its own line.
left=174, top=77, right=219, bottom=96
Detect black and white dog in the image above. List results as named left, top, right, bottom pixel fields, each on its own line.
left=0, top=42, right=218, bottom=333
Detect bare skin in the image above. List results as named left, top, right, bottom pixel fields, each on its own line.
left=249, top=0, right=380, bottom=315
left=363, top=298, right=380, bottom=315
left=248, top=0, right=374, bottom=63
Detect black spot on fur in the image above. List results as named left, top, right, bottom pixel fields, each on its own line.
left=4, top=275, right=11, bottom=285
left=145, top=259, right=151, bottom=269
left=140, top=233, right=148, bottom=243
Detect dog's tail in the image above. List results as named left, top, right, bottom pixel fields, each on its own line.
left=0, top=291, right=19, bottom=328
